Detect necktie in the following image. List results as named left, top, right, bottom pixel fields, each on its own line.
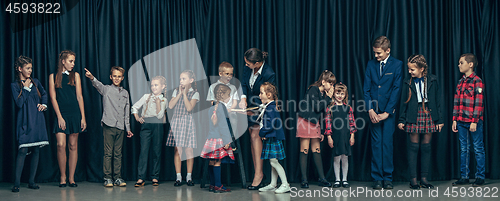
left=380, top=62, right=385, bottom=76
left=414, top=77, right=425, bottom=100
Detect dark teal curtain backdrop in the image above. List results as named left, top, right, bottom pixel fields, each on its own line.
left=1, top=0, right=499, bottom=183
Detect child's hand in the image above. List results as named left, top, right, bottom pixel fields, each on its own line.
left=239, top=99, right=247, bottom=110
left=326, top=87, right=333, bottom=98
left=261, top=137, right=266, bottom=141
left=81, top=119, right=87, bottom=131
left=84, top=68, right=94, bottom=80
left=452, top=121, right=458, bottom=132
left=377, top=112, right=389, bottom=121
left=320, top=134, right=324, bottom=142
left=37, top=104, right=46, bottom=111
left=137, top=117, right=145, bottom=124
left=58, top=117, right=66, bottom=130
left=23, top=77, right=32, bottom=87
left=350, top=134, right=355, bottom=146
left=224, top=143, right=230, bottom=150
left=469, top=122, right=477, bottom=132
left=327, top=136, right=334, bottom=148
left=398, top=123, right=405, bottom=130
left=436, top=124, right=444, bottom=132
left=154, top=96, right=161, bottom=104
left=127, top=131, right=134, bottom=138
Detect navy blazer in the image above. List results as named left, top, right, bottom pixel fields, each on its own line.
left=259, top=101, right=285, bottom=140
left=398, top=74, right=444, bottom=125
left=241, top=63, right=276, bottom=108
left=363, top=56, right=403, bottom=115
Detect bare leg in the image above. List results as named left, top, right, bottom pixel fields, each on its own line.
left=68, top=133, right=79, bottom=184
left=174, top=147, right=182, bottom=174
left=185, top=148, right=194, bottom=174
left=250, top=125, right=263, bottom=186
left=56, top=133, right=67, bottom=184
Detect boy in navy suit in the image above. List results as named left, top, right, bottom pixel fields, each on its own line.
left=363, top=36, right=402, bottom=189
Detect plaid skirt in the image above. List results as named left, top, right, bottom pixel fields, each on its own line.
left=201, top=138, right=235, bottom=162
left=405, top=105, right=437, bottom=134
left=166, top=115, right=197, bottom=148
left=261, top=137, right=285, bottom=160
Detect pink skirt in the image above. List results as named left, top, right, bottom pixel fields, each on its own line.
left=296, top=116, right=321, bottom=138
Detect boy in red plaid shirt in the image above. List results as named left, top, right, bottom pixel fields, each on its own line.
left=451, top=53, right=485, bottom=187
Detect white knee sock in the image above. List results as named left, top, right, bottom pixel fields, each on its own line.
left=176, top=173, right=182, bottom=181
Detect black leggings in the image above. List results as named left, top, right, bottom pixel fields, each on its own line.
left=14, top=147, right=40, bottom=187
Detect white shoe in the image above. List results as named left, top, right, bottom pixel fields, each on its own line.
left=274, top=183, right=291, bottom=194
left=259, top=184, right=277, bottom=192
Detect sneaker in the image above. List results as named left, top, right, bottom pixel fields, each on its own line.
left=104, top=178, right=114, bottom=187
left=274, top=183, right=291, bottom=194
left=452, top=178, right=470, bottom=186
left=472, top=178, right=485, bottom=187
left=259, top=184, right=277, bottom=192
left=114, top=178, right=126, bottom=187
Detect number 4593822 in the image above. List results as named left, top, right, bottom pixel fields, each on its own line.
left=5, top=3, right=61, bottom=14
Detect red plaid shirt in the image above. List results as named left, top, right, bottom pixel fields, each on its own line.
left=324, top=104, right=357, bottom=135
left=453, top=73, right=484, bottom=123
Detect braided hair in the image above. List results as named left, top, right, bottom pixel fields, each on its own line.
left=406, top=54, right=429, bottom=113
left=14, top=55, right=41, bottom=99
left=55, top=50, right=76, bottom=88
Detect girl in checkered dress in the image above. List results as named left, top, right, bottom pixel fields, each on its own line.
left=167, top=70, right=199, bottom=186
left=398, top=54, right=444, bottom=189
left=201, top=84, right=235, bottom=193
left=256, top=82, right=290, bottom=194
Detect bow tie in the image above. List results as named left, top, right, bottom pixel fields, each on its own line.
left=414, top=77, right=423, bottom=84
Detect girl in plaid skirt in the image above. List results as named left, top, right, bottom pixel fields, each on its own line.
left=167, top=70, right=199, bottom=186
left=398, top=55, right=444, bottom=189
left=201, top=84, right=235, bottom=193
left=256, top=82, right=290, bottom=194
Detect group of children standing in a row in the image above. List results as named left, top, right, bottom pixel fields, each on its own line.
left=10, top=38, right=486, bottom=194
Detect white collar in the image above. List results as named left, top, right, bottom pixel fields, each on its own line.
left=151, top=93, right=164, bottom=99
left=254, top=62, right=265, bottom=75
left=216, top=80, right=230, bottom=85
left=63, top=70, right=70, bottom=75
left=380, top=55, right=390, bottom=65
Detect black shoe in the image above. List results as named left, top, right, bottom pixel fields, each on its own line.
left=69, top=183, right=78, bottom=187
left=373, top=181, right=383, bottom=189
left=152, top=180, right=159, bottom=186
left=342, top=181, right=350, bottom=188
left=333, top=181, right=341, bottom=188
left=452, top=178, right=470, bottom=186
left=383, top=181, right=393, bottom=189
left=247, top=183, right=262, bottom=190
left=28, top=183, right=40, bottom=189
left=187, top=180, right=194, bottom=186
left=318, top=178, right=332, bottom=187
left=420, top=182, right=434, bottom=189
left=59, top=183, right=67, bottom=187
left=409, top=182, right=420, bottom=189
left=12, top=186, right=20, bottom=193
left=174, top=180, right=182, bottom=187
left=300, top=180, right=309, bottom=188
left=135, top=180, right=145, bottom=187
left=473, top=178, right=485, bottom=187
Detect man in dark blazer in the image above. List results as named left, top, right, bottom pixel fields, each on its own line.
left=363, top=36, right=402, bottom=189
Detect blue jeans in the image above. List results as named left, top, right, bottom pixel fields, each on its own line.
left=457, top=120, right=485, bottom=179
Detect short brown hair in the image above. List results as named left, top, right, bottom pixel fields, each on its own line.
left=218, top=61, right=233, bottom=72
left=372, top=36, right=391, bottom=51
left=110, top=66, right=125, bottom=75
left=460, top=53, right=478, bottom=71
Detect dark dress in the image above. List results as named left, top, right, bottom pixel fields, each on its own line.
left=53, top=73, right=82, bottom=134
left=11, top=79, right=49, bottom=149
left=166, top=89, right=197, bottom=148
left=329, top=104, right=351, bottom=156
